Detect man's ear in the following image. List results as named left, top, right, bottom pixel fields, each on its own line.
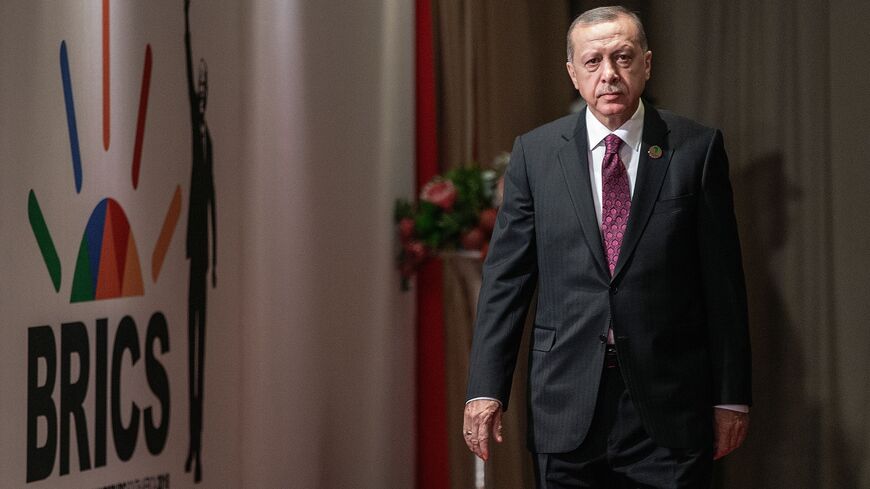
left=644, top=50, right=652, bottom=80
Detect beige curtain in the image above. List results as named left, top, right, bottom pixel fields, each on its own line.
left=238, top=1, right=416, bottom=487
left=434, top=1, right=573, bottom=488
left=434, top=0, right=574, bottom=168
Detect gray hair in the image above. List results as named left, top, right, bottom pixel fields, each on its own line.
left=566, top=6, right=648, bottom=62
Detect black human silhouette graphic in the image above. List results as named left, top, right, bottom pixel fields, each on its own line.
left=184, top=0, right=216, bottom=483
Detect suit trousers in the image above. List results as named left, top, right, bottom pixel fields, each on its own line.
left=533, top=351, right=713, bottom=489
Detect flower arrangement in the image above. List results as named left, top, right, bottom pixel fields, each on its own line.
left=395, top=154, right=509, bottom=290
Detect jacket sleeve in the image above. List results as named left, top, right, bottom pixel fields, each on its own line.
left=697, top=129, right=752, bottom=406
left=465, top=136, right=538, bottom=410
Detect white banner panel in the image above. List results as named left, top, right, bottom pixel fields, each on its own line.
left=0, top=1, right=242, bottom=487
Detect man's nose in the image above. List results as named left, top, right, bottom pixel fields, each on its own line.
left=600, top=59, right=619, bottom=82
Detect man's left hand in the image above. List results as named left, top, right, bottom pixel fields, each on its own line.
left=713, top=408, right=749, bottom=460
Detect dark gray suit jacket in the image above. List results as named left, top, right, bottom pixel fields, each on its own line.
left=466, top=104, right=751, bottom=453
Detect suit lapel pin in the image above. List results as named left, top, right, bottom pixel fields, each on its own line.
left=648, top=145, right=663, bottom=159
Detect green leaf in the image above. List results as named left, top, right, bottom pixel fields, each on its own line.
left=438, top=212, right=462, bottom=243
left=394, top=199, right=413, bottom=221
left=414, top=211, right=437, bottom=239
left=422, top=230, right=442, bottom=249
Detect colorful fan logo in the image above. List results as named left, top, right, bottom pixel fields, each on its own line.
left=70, top=198, right=144, bottom=302
left=27, top=5, right=181, bottom=303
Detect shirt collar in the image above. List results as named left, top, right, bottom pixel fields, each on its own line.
left=585, top=99, right=645, bottom=152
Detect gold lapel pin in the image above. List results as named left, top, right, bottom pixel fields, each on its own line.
left=648, top=145, right=663, bottom=159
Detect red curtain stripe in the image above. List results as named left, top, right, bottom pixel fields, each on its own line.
left=415, top=1, right=449, bottom=488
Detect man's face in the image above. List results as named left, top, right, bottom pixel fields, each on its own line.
left=566, top=15, right=651, bottom=128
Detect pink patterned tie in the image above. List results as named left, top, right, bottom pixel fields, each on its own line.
left=601, top=134, right=630, bottom=276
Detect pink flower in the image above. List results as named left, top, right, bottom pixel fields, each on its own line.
left=420, top=179, right=457, bottom=210
left=399, top=240, right=428, bottom=284
left=398, top=218, right=415, bottom=242
left=404, top=240, right=428, bottom=262
left=460, top=228, right=485, bottom=251
left=478, top=208, right=498, bottom=235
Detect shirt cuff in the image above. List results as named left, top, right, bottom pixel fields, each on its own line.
left=466, top=397, right=502, bottom=407
left=714, top=404, right=749, bottom=413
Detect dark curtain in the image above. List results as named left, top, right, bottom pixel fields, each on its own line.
left=435, top=1, right=870, bottom=487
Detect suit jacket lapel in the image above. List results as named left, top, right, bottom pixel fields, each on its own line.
left=611, top=105, right=673, bottom=280
left=557, top=110, right=609, bottom=278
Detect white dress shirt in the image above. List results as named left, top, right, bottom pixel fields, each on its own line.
left=586, top=99, right=644, bottom=224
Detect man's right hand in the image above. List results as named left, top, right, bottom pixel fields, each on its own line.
left=463, top=399, right=503, bottom=461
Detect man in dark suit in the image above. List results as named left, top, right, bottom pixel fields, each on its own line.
left=463, top=6, right=751, bottom=488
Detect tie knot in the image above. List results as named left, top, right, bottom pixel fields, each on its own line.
left=604, top=134, right=622, bottom=155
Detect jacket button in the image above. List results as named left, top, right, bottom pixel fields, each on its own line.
left=610, top=285, right=618, bottom=294
left=598, top=334, right=607, bottom=343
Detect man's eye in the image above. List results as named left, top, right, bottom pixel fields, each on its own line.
left=585, top=58, right=600, bottom=68
left=616, top=54, right=631, bottom=64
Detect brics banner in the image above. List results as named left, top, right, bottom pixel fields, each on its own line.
left=1, top=1, right=242, bottom=487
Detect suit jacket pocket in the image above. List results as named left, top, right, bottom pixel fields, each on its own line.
left=652, top=193, right=695, bottom=214
left=531, top=326, right=556, bottom=352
